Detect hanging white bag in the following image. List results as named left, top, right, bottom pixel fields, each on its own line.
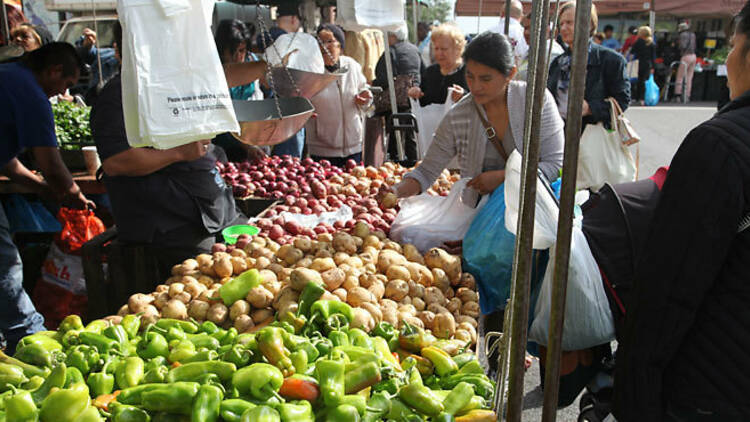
left=409, top=88, right=455, bottom=159
left=390, top=179, right=488, bottom=254
left=264, top=33, right=325, bottom=73
left=118, top=0, right=239, bottom=149
left=336, top=0, right=405, bottom=33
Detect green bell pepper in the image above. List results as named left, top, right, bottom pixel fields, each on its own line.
left=421, top=346, right=458, bottom=377
left=0, top=351, right=48, bottom=379
left=327, top=331, right=349, bottom=348
left=346, top=329, right=372, bottom=349
left=167, top=361, right=236, bottom=383
left=20, top=375, right=44, bottom=391
left=457, top=360, right=484, bottom=375
left=39, top=383, right=90, bottom=422
left=31, top=363, right=66, bottom=405
left=310, top=301, right=353, bottom=325
left=181, top=350, right=219, bottom=364
left=140, top=382, right=200, bottom=415
left=14, top=343, right=64, bottom=369
left=240, top=405, right=279, bottom=422
left=154, top=319, right=198, bottom=334
left=399, top=383, right=445, bottom=417
left=115, top=357, right=144, bottom=389
left=276, top=400, right=313, bottom=422
left=199, top=321, right=219, bottom=335
left=116, top=384, right=164, bottom=405
left=120, top=315, right=141, bottom=340
left=65, top=345, right=100, bottom=376
left=220, top=399, right=256, bottom=422
left=136, top=328, right=169, bottom=361
left=5, top=385, right=38, bottom=422
left=451, top=353, right=474, bottom=369
left=65, top=366, right=85, bottom=388
left=103, top=325, right=129, bottom=349
left=362, top=391, right=392, bottom=422
left=59, top=315, right=85, bottom=334
left=256, top=327, right=294, bottom=377
left=232, top=363, right=283, bottom=402
left=221, top=345, right=252, bottom=368
left=110, top=403, right=151, bottom=422
left=282, top=333, right=320, bottom=362
left=87, top=360, right=115, bottom=397
left=296, top=281, right=325, bottom=318
left=289, top=350, right=307, bottom=375
left=0, top=363, right=27, bottom=391
left=84, top=320, right=109, bottom=334
left=168, top=340, right=196, bottom=364
left=142, top=365, right=168, bottom=384
left=191, top=384, right=223, bottom=422
left=327, top=404, right=360, bottom=422
left=78, top=332, right=120, bottom=354
left=344, top=361, right=381, bottom=394
left=316, top=359, right=345, bottom=407
left=443, top=382, right=475, bottom=416
left=16, top=334, right=62, bottom=353
left=73, top=405, right=104, bottom=422
left=218, top=269, right=262, bottom=306
left=440, top=374, right=494, bottom=400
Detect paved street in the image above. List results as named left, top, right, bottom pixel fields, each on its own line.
left=518, top=103, right=717, bottom=421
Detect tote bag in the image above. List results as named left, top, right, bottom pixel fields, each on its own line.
left=409, top=89, right=456, bottom=159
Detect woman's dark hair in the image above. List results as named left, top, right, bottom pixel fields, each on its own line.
left=736, top=1, right=750, bottom=54
left=214, top=19, right=251, bottom=61
left=462, top=31, right=515, bottom=76
left=317, top=23, right=346, bottom=50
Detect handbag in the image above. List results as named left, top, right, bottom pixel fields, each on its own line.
left=374, top=74, right=415, bottom=113
left=607, top=98, right=639, bottom=146
left=626, top=59, right=639, bottom=79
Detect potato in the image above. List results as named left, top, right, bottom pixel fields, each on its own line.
left=234, top=314, right=254, bottom=333
left=419, top=311, right=436, bottom=330
left=424, top=248, right=461, bottom=284
left=362, top=246, right=380, bottom=258
left=385, top=279, right=409, bottom=301
left=382, top=308, right=399, bottom=327
left=433, top=312, right=456, bottom=339
left=458, top=273, right=477, bottom=290
left=413, top=297, right=426, bottom=311
left=456, top=287, right=479, bottom=303
left=380, top=298, right=398, bottom=310
left=408, top=281, right=425, bottom=299
left=128, top=293, right=155, bottom=314
left=104, top=315, right=123, bottom=325
left=353, top=221, right=370, bottom=239
left=424, top=287, right=446, bottom=306
left=277, top=244, right=295, bottom=260
left=456, top=315, right=478, bottom=328
left=213, top=256, right=234, bottom=278
left=173, top=291, right=192, bottom=304
left=266, top=263, right=285, bottom=277
left=197, top=276, right=215, bottom=288
left=377, top=250, right=408, bottom=273
left=263, top=280, right=282, bottom=297
left=231, top=257, right=248, bottom=275
left=405, top=263, right=432, bottom=286
left=383, top=241, right=403, bottom=254
left=342, top=275, right=359, bottom=291
left=402, top=316, right=424, bottom=330
left=458, top=322, right=477, bottom=342
left=400, top=296, right=412, bottom=306
left=266, top=240, right=280, bottom=253
left=310, top=257, right=336, bottom=273
left=196, top=254, right=213, bottom=266
left=230, top=300, right=251, bottom=321
left=461, top=301, right=480, bottom=318
left=230, top=248, right=248, bottom=259
left=362, top=235, right=382, bottom=250
left=294, top=257, right=311, bottom=268
left=447, top=298, right=462, bottom=314
left=154, top=284, right=170, bottom=293
left=363, top=263, right=377, bottom=275
left=368, top=279, right=386, bottom=301
left=117, top=304, right=130, bottom=317
left=154, top=292, right=170, bottom=310
left=398, top=304, right=417, bottom=316
left=444, top=288, right=455, bottom=300
left=277, top=301, right=298, bottom=317
left=184, top=281, right=205, bottom=299
left=403, top=244, right=424, bottom=264
left=273, top=286, right=300, bottom=310
left=168, top=283, right=185, bottom=298
left=246, top=286, right=274, bottom=309
left=188, top=300, right=210, bottom=321
left=347, top=287, right=375, bottom=308
left=431, top=268, right=451, bottom=292
left=319, top=268, right=345, bottom=291
left=321, top=291, right=341, bottom=302
left=360, top=302, right=383, bottom=324
left=294, top=237, right=313, bottom=253
left=351, top=307, right=376, bottom=332
left=332, top=288, right=348, bottom=302
left=198, top=289, right=218, bottom=303
left=317, top=233, right=333, bottom=243
left=284, top=249, right=304, bottom=266
left=251, top=308, right=274, bottom=323
left=162, top=299, right=188, bottom=320
left=359, top=273, right=377, bottom=289
left=427, top=303, right=450, bottom=315
left=317, top=249, right=333, bottom=260
left=386, top=265, right=411, bottom=282
left=259, top=269, right=278, bottom=284
left=198, top=262, right=216, bottom=277
left=208, top=303, right=229, bottom=324
left=256, top=256, right=273, bottom=270
left=289, top=268, right=324, bottom=291
left=332, top=232, right=357, bottom=255
left=345, top=256, right=364, bottom=269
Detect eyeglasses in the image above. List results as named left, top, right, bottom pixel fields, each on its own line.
left=320, top=39, right=340, bottom=46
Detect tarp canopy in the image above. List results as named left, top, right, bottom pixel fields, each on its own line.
left=454, top=0, right=743, bottom=18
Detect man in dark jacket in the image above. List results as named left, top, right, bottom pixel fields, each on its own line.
left=614, top=2, right=750, bottom=420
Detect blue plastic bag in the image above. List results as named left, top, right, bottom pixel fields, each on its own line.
left=645, top=74, right=660, bottom=106
left=463, top=184, right=516, bottom=314
left=1, top=194, right=61, bottom=233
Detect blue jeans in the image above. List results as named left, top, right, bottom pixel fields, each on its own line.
left=272, top=128, right=305, bottom=158
left=0, top=204, right=46, bottom=353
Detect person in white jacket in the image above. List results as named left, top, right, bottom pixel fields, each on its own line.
left=306, top=24, right=372, bottom=167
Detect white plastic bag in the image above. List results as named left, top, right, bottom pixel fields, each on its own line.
left=336, top=0, right=405, bottom=33
left=577, top=123, right=637, bottom=191
left=118, top=0, right=239, bottom=149
left=278, top=206, right=353, bottom=229
left=264, top=33, right=325, bottom=73
left=503, top=150, right=559, bottom=250
left=390, top=179, right=488, bottom=254
left=409, top=89, right=455, bottom=159
left=529, top=224, right=615, bottom=350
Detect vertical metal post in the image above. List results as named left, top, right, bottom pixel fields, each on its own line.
left=412, top=0, right=419, bottom=44
left=503, top=0, right=551, bottom=419
left=649, top=0, right=656, bottom=31
left=477, top=0, right=483, bottom=35
left=540, top=1, right=592, bottom=420
left=504, top=0, right=511, bottom=35
left=383, top=31, right=404, bottom=160
left=0, top=2, right=9, bottom=46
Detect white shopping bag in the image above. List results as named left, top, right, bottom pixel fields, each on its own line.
left=576, top=123, right=637, bottom=191
left=118, top=0, right=239, bottom=149
left=409, top=89, right=455, bottom=159
left=336, top=0, right=405, bottom=33
left=390, top=179, right=488, bottom=254
left=264, top=33, right=324, bottom=73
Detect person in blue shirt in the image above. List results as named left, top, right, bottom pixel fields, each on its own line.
left=602, top=24, right=622, bottom=51
left=0, top=42, right=93, bottom=353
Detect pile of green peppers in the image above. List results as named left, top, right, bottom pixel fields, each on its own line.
left=0, top=301, right=496, bottom=421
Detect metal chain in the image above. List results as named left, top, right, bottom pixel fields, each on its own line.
left=255, top=1, right=283, bottom=118
left=260, top=5, right=301, bottom=97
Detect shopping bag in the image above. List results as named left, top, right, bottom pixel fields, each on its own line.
left=390, top=179, right=488, bottom=254
left=336, top=0, right=405, bottom=33
left=644, top=74, right=660, bottom=106
left=409, top=90, right=455, bottom=159
left=626, top=59, right=639, bottom=80
left=32, top=208, right=106, bottom=329
left=264, top=33, right=325, bottom=73
left=118, top=0, right=239, bottom=149
left=576, top=123, right=637, bottom=191
left=529, top=224, right=615, bottom=350
left=463, top=183, right=516, bottom=314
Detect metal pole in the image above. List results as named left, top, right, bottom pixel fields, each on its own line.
left=477, top=0, right=483, bottom=35
left=412, top=0, right=418, bottom=44
left=649, top=0, right=656, bottom=31
left=0, top=2, right=9, bottom=46
left=503, top=0, right=551, bottom=419
left=540, top=1, right=592, bottom=420
left=382, top=31, right=404, bottom=160
left=504, top=0, right=511, bottom=36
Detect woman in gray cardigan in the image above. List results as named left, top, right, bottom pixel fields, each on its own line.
left=395, top=32, right=564, bottom=207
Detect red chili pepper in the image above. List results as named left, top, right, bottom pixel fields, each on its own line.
left=278, top=376, right=320, bottom=401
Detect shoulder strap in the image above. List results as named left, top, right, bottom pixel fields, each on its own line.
left=472, top=100, right=509, bottom=162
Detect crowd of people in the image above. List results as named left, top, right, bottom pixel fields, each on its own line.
left=2, top=0, right=750, bottom=420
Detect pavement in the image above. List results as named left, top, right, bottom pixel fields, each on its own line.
left=516, top=102, right=717, bottom=422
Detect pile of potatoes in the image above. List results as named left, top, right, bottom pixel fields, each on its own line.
left=119, top=222, right=480, bottom=345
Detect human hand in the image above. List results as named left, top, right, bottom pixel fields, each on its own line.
left=63, top=189, right=96, bottom=210
left=175, top=140, right=211, bottom=162
left=467, top=170, right=505, bottom=195
left=281, top=49, right=299, bottom=66
left=582, top=100, right=591, bottom=117
left=247, top=145, right=267, bottom=162
left=82, top=28, right=97, bottom=49
left=450, top=84, right=465, bottom=102
left=407, top=86, right=424, bottom=99
left=354, top=89, right=372, bottom=106
left=650, top=68, right=655, bottom=74
left=392, top=177, right=421, bottom=198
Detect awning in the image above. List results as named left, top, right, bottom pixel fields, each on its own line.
left=454, top=0, right=743, bottom=17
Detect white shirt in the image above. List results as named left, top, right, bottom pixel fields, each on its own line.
left=489, top=17, right=529, bottom=62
